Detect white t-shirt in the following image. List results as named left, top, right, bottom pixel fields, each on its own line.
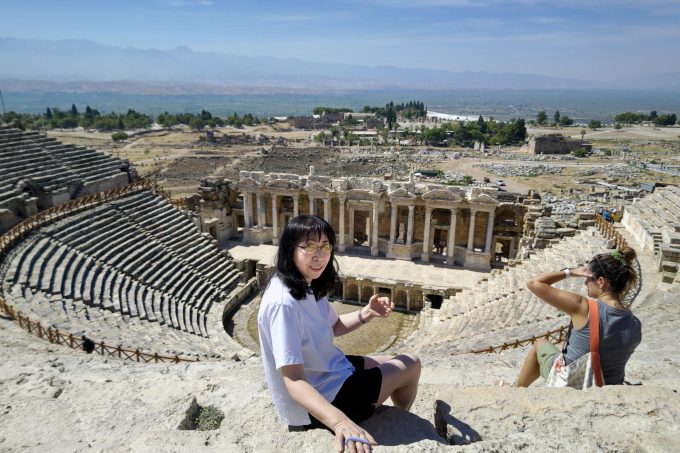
left=258, top=275, right=354, bottom=426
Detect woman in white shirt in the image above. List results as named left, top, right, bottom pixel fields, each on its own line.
left=258, top=215, right=421, bottom=452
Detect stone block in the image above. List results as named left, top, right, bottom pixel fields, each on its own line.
left=661, top=229, right=680, bottom=245
left=661, top=272, right=677, bottom=284
left=556, top=228, right=576, bottom=237
left=578, top=220, right=596, bottom=229
left=659, top=245, right=680, bottom=262
left=660, top=261, right=679, bottom=273
left=577, top=212, right=595, bottom=220
left=532, top=238, right=551, bottom=249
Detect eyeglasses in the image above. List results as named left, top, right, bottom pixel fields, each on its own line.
left=297, top=243, right=333, bottom=255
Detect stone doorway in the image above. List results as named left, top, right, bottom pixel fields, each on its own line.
left=426, top=294, right=443, bottom=310
left=352, top=210, right=371, bottom=250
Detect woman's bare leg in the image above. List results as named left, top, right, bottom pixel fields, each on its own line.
left=515, top=339, right=546, bottom=387
left=364, top=354, right=421, bottom=411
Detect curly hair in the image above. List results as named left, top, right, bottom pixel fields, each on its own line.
left=273, top=215, right=338, bottom=301
left=588, top=247, right=638, bottom=305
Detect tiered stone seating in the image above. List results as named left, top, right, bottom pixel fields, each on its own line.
left=623, top=185, right=680, bottom=284
left=0, top=189, right=244, bottom=358
left=396, top=229, right=610, bottom=354
left=0, top=124, right=132, bottom=232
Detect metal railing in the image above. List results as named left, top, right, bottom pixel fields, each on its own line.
left=457, top=325, right=569, bottom=355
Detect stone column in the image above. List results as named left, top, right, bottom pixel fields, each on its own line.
left=467, top=209, right=477, bottom=251
left=256, top=193, right=265, bottom=227
left=338, top=196, right=346, bottom=252
left=421, top=206, right=432, bottom=262
left=389, top=204, right=397, bottom=244
left=323, top=197, right=330, bottom=223
left=243, top=191, right=252, bottom=228
left=349, top=208, right=355, bottom=248
left=309, top=195, right=317, bottom=216
left=371, top=201, right=379, bottom=256
left=406, top=205, right=415, bottom=246
left=293, top=195, right=299, bottom=218
left=485, top=209, right=495, bottom=253
left=447, top=208, right=457, bottom=264
left=271, top=194, right=279, bottom=245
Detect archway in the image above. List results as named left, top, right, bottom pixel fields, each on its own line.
left=394, top=290, right=408, bottom=309
left=345, top=283, right=359, bottom=302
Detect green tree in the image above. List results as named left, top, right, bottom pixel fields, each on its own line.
left=314, top=131, right=327, bottom=145
left=614, top=112, right=646, bottom=125
left=553, top=110, right=561, bottom=124
left=189, top=117, right=205, bottom=131
left=588, top=120, right=602, bottom=130
left=71, top=104, right=79, bottom=116
left=477, top=115, right=488, bottom=134
left=536, top=111, right=548, bottom=125
left=559, top=115, right=574, bottom=126
left=572, top=148, right=587, bottom=158
left=653, top=113, right=677, bottom=126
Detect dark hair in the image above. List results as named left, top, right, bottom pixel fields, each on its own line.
left=588, top=247, right=637, bottom=304
left=274, top=215, right=338, bottom=300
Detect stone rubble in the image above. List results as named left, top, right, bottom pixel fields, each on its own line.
left=478, top=162, right=565, bottom=177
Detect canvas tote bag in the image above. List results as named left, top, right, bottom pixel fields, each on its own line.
left=546, top=298, right=604, bottom=389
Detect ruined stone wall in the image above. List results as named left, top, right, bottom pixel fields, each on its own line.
left=528, top=134, right=592, bottom=155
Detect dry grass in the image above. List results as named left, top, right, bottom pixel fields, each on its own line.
left=246, top=299, right=417, bottom=356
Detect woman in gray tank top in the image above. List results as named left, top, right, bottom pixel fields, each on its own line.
left=510, top=247, right=641, bottom=387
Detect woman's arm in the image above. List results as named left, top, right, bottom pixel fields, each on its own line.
left=281, top=364, right=375, bottom=452
left=525, top=266, right=590, bottom=318
left=333, top=295, right=394, bottom=337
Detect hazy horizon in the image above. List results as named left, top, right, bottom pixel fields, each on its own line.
left=2, top=0, right=680, bottom=86
left=4, top=88, right=680, bottom=122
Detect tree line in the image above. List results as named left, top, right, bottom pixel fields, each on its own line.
left=531, top=109, right=678, bottom=128
left=313, top=100, right=427, bottom=130
left=1, top=105, right=263, bottom=132
left=417, top=116, right=526, bottom=147
left=613, top=111, right=677, bottom=126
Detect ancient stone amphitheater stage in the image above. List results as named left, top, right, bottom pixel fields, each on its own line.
left=1, top=126, right=680, bottom=450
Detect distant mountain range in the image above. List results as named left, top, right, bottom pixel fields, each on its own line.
left=1, top=37, right=679, bottom=93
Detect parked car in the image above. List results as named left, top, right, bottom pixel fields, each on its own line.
left=496, top=179, right=506, bottom=186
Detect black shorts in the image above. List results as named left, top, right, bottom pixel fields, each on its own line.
left=290, top=355, right=383, bottom=431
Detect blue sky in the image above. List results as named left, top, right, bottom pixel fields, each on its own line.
left=3, top=0, right=680, bottom=81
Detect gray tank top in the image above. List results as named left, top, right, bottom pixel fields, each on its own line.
left=564, top=299, right=641, bottom=385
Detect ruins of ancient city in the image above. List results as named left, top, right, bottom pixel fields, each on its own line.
left=1, top=114, right=680, bottom=451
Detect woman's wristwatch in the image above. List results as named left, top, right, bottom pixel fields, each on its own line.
left=560, top=267, right=571, bottom=278
left=358, top=310, right=368, bottom=324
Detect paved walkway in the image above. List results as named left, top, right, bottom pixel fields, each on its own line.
left=224, top=242, right=485, bottom=290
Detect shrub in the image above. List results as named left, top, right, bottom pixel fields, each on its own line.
left=111, top=131, right=128, bottom=142
left=572, top=148, right=587, bottom=158
left=195, top=405, right=225, bottom=431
